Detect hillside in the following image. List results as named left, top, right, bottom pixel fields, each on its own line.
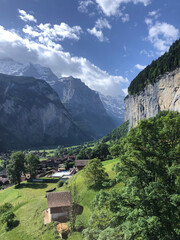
left=0, top=158, right=119, bottom=240
left=101, top=120, right=129, bottom=142
left=128, top=39, right=180, bottom=95
left=0, top=73, right=88, bottom=151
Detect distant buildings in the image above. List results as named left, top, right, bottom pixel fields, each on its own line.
left=75, top=160, right=89, bottom=171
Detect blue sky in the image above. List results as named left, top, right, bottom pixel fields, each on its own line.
left=0, top=0, right=179, bottom=96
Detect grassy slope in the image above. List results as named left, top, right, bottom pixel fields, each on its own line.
left=0, top=183, right=58, bottom=240
left=0, top=158, right=120, bottom=240
left=62, top=158, right=122, bottom=238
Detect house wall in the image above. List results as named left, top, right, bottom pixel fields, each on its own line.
left=48, top=208, right=51, bottom=222
left=49, top=206, right=71, bottom=222
left=77, top=166, right=84, bottom=171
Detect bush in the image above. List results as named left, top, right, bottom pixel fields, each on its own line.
left=1, top=211, right=18, bottom=231
left=57, top=180, right=64, bottom=188
left=0, top=202, right=19, bottom=231
left=0, top=202, right=13, bottom=214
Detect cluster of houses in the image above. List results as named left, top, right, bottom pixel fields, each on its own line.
left=36, top=155, right=89, bottom=179
left=0, top=151, right=90, bottom=188
left=0, top=169, right=10, bottom=188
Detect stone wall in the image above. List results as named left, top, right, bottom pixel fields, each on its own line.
left=125, top=68, right=180, bottom=128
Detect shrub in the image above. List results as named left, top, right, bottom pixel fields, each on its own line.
left=57, top=180, right=64, bottom=188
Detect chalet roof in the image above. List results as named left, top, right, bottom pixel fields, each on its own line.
left=0, top=177, right=9, bottom=184
left=75, top=160, right=89, bottom=167
left=47, top=191, right=71, bottom=208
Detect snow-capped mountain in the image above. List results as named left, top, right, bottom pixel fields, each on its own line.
left=99, top=93, right=125, bottom=127
left=0, top=58, right=58, bottom=84
left=0, top=58, right=125, bottom=129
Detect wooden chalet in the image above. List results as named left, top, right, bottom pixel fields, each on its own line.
left=46, top=191, right=71, bottom=223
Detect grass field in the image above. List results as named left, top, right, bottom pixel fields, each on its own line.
left=0, top=158, right=120, bottom=240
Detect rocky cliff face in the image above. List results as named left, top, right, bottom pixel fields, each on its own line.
left=52, top=76, right=115, bottom=138
left=0, top=74, right=87, bottom=150
left=99, top=93, right=125, bottom=127
left=125, top=68, right=180, bottom=128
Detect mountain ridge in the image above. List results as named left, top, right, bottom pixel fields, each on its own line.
left=51, top=76, right=116, bottom=138
left=0, top=73, right=88, bottom=150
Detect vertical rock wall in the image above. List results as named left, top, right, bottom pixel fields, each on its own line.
left=125, top=68, right=180, bottom=128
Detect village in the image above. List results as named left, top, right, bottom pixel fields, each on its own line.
left=0, top=150, right=89, bottom=186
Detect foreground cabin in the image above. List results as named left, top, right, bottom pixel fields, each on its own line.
left=44, top=191, right=71, bottom=224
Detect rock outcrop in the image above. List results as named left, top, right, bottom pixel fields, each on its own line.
left=125, top=68, right=180, bottom=127
left=0, top=74, right=88, bottom=150
left=52, top=76, right=115, bottom=138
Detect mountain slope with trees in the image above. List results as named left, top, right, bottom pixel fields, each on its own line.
left=128, top=39, right=180, bottom=95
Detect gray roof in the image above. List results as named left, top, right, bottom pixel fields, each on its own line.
left=0, top=177, right=9, bottom=184
left=75, top=160, right=89, bottom=167
left=47, top=191, right=71, bottom=208
left=0, top=169, right=7, bottom=176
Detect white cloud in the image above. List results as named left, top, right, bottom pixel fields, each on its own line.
left=0, top=25, right=128, bottom=97
left=145, top=9, right=160, bottom=26
left=145, top=18, right=153, bottom=26
left=23, top=25, right=40, bottom=37
left=18, top=9, right=37, bottom=23
left=122, top=88, right=128, bottom=95
left=23, top=22, right=83, bottom=43
left=144, top=10, right=179, bottom=54
left=121, top=13, right=130, bottom=23
left=78, top=0, right=94, bottom=13
left=87, top=27, right=107, bottom=42
left=95, top=0, right=151, bottom=16
left=87, top=18, right=111, bottom=42
left=148, top=9, right=160, bottom=18
left=135, top=63, right=146, bottom=70
left=140, top=49, right=154, bottom=57
left=95, top=18, right=111, bottom=29
left=53, top=23, right=83, bottom=40
left=146, top=21, right=179, bottom=52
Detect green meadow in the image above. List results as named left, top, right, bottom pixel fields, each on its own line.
left=0, top=158, right=120, bottom=240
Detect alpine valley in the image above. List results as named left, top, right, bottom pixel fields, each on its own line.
left=0, top=2, right=180, bottom=239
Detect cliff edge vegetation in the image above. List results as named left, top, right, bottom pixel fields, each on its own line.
left=128, top=39, right=180, bottom=95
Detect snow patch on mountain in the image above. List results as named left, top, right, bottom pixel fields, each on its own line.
left=0, top=58, right=58, bottom=84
